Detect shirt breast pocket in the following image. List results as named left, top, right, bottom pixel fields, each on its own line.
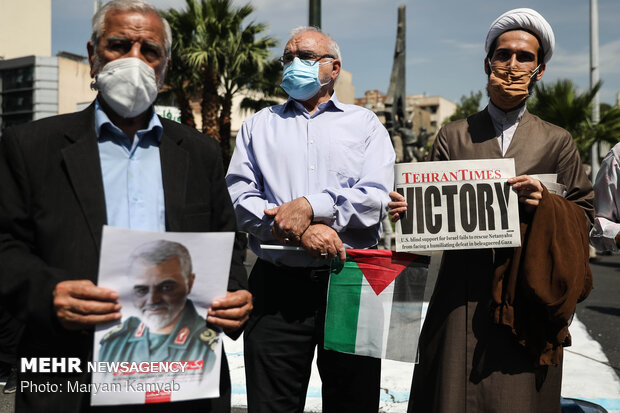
left=329, top=138, right=364, bottom=184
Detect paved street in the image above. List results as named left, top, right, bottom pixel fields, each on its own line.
left=577, top=253, right=620, bottom=375
left=1, top=251, right=619, bottom=412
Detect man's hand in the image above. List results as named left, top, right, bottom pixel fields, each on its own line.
left=388, top=191, right=407, bottom=222
left=301, top=224, right=346, bottom=263
left=264, top=197, right=313, bottom=244
left=53, top=280, right=121, bottom=330
left=207, top=290, right=253, bottom=334
left=508, top=175, right=543, bottom=213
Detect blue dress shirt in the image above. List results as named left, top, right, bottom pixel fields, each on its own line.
left=226, top=94, right=395, bottom=267
left=95, top=100, right=165, bottom=231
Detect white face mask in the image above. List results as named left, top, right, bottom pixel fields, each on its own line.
left=92, top=57, right=158, bottom=118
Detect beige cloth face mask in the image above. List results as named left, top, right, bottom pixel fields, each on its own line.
left=487, top=64, right=540, bottom=110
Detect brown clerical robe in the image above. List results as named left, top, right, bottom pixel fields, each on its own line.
left=408, top=108, right=594, bottom=413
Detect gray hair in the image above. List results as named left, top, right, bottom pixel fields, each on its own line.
left=129, top=240, right=193, bottom=284
left=289, top=26, right=342, bottom=64
left=91, top=0, right=171, bottom=87
left=91, top=0, right=172, bottom=60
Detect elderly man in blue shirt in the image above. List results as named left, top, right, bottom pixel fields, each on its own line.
left=226, top=26, right=395, bottom=413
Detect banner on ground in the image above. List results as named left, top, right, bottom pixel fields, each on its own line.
left=394, top=159, right=521, bottom=252
left=91, top=226, right=234, bottom=406
left=324, top=249, right=429, bottom=363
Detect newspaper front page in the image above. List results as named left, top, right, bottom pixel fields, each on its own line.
left=394, top=159, right=521, bottom=252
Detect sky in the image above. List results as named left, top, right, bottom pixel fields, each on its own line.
left=52, top=0, right=620, bottom=105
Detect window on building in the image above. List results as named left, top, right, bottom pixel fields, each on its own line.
left=2, top=66, right=34, bottom=91
left=1, top=65, right=35, bottom=135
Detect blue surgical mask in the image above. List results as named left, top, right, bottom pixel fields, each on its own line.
left=280, top=57, right=332, bottom=101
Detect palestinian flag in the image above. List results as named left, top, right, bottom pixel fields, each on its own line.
left=324, top=249, right=428, bottom=363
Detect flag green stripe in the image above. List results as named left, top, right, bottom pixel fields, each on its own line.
left=324, top=260, right=363, bottom=353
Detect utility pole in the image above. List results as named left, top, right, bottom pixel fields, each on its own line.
left=590, top=0, right=600, bottom=179
left=309, top=0, right=321, bottom=28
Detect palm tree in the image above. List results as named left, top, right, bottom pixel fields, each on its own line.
left=165, top=0, right=278, bottom=166
left=181, top=0, right=222, bottom=140
left=527, top=79, right=620, bottom=162
left=579, top=106, right=620, bottom=159
left=217, top=12, right=277, bottom=167
left=239, top=59, right=288, bottom=114
left=160, top=6, right=199, bottom=128
left=527, top=79, right=600, bottom=139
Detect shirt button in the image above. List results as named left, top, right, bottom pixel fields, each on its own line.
left=310, top=165, right=315, bottom=170
left=310, top=140, right=314, bottom=144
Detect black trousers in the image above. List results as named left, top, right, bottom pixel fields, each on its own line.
left=0, top=306, right=23, bottom=366
left=244, top=259, right=381, bottom=413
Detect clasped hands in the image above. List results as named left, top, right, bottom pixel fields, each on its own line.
left=388, top=174, right=543, bottom=221
left=265, top=197, right=346, bottom=263
left=53, top=280, right=252, bottom=334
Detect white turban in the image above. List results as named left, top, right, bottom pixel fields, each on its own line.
left=485, top=8, right=555, bottom=64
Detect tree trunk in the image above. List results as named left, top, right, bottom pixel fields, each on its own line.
left=201, top=67, right=220, bottom=141
left=218, top=91, right=233, bottom=169
left=177, top=92, right=196, bottom=129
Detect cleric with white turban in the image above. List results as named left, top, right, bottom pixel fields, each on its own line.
left=388, top=7, right=595, bottom=413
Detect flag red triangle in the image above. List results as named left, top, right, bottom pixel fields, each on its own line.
left=346, top=249, right=419, bottom=295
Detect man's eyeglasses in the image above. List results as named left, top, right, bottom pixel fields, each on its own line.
left=279, top=51, right=335, bottom=67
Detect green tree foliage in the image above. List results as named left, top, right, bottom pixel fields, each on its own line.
left=162, top=0, right=277, bottom=166
left=217, top=12, right=277, bottom=167
left=446, top=91, right=483, bottom=123
left=160, top=7, right=199, bottom=128
left=239, top=59, right=288, bottom=114
left=527, top=79, right=620, bottom=162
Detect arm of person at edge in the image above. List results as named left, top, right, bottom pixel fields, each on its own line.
left=227, top=114, right=394, bottom=248
left=590, top=145, right=620, bottom=252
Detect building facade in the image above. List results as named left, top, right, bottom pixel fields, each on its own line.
left=355, top=90, right=456, bottom=135
left=0, top=55, right=96, bottom=135
left=406, top=94, right=456, bottom=132
left=0, top=0, right=51, bottom=60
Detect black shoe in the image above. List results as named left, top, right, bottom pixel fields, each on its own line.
left=2, top=368, right=16, bottom=394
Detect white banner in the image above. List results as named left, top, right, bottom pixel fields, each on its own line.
left=91, top=226, right=233, bottom=406
left=394, top=159, right=521, bottom=252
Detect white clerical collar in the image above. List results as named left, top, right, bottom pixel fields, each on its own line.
left=487, top=100, right=526, bottom=129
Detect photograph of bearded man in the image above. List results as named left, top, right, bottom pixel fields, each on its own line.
left=98, top=240, right=218, bottom=372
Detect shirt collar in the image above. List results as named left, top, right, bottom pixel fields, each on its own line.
left=282, top=92, right=345, bottom=116
left=487, top=99, right=526, bottom=127
left=94, top=99, right=163, bottom=146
